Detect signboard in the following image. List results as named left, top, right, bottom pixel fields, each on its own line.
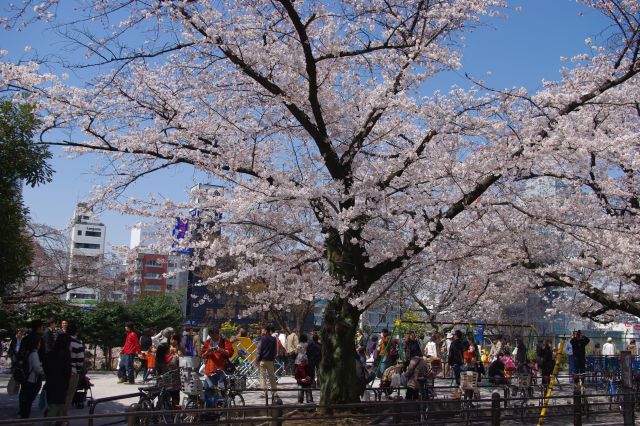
left=232, top=336, right=257, bottom=364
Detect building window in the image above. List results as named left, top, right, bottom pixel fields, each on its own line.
left=144, top=284, right=161, bottom=291
left=166, top=284, right=173, bottom=290
left=77, top=230, right=82, bottom=235
left=85, top=230, right=102, bottom=237
left=74, top=242, right=101, bottom=249
left=111, top=293, right=123, bottom=300
left=143, top=272, right=162, bottom=279
left=69, top=292, right=96, bottom=300
left=145, top=260, right=162, bottom=267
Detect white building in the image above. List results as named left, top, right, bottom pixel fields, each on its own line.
left=65, top=203, right=109, bottom=306
left=70, top=203, right=106, bottom=259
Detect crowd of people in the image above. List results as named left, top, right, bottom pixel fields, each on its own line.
left=354, top=328, right=638, bottom=400
left=7, top=318, right=86, bottom=424
left=7, top=318, right=639, bottom=421
left=113, top=323, right=323, bottom=405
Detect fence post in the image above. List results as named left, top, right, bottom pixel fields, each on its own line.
left=620, top=351, right=635, bottom=426
left=573, top=387, right=582, bottom=426
left=491, top=390, right=501, bottom=426
left=270, top=396, right=283, bottom=426
left=126, top=403, right=139, bottom=426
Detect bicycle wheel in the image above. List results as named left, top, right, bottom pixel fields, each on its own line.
left=224, top=393, right=245, bottom=425
left=174, top=396, right=201, bottom=424
left=137, top=397, right=157, bottom=425
left=155, top=392, right=174, bottom=424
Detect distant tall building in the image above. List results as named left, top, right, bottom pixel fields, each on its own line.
left=66, top=203, right=114, bottom=306
left=127, top=224, right=189, bottom=301
left=69, top=203, right=106, bottom=262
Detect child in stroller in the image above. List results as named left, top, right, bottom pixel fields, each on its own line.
left=72, top=372, right=93, bottom=409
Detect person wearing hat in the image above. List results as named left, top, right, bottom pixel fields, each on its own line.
left=602, top=337, right=616, bottom=356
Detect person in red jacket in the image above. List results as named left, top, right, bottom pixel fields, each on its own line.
left=118, top=322, right=141, bottom=384
left=201, top=327, right=233, bottom=391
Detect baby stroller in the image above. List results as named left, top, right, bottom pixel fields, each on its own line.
left=73, top=373, right=94, bottom=409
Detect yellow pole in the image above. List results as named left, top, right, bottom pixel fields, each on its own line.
left=537, top=338, right=566, bottom=426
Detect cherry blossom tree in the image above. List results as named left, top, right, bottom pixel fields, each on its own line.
left=2, top=0, right=639, bottom=402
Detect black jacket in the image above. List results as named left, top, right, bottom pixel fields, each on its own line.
left=540, top=346, right=554, bottom=375
left=488, top=359, right=505, bottom=378
left=404, top=338, right=423, bottom=359
left=43, top=327, right=56, bottom=354
left=44, top=350, right=71, bottom=404
left=516, top=342, right=527, bottom=365
left=570, top=336, right=590, bottom=363
left=306, top=341, right=322, bottom=367
left=448, top=339, right=464, bottom=366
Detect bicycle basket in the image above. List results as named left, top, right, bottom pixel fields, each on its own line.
left=181, top=375, right=204, bottom=395
left=460, top=371, right=478, bottom=390
left=157, top=369, right=181, bottom=390
left=227, top=375, right=247, bottom=392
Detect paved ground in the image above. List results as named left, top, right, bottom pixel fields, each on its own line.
left=0, top=372, right=630, bottom=425
left=0, top=371, right=318, bottom=424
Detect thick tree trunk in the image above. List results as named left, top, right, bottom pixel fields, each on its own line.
left=319, top=296, right=361, bottom=404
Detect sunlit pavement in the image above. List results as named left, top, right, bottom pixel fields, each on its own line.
left=0, top=372, right=629, bottom=425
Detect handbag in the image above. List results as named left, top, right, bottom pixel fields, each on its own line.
left=38, top=387, right=47, bottom=411
left=6, top=376, right=19, bottom=395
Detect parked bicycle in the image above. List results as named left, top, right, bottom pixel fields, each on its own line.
left=176, top=368, right=246, bottom=424
left=459, top=371, right=478, bottom=425
left=135, top=369, right=180, bottom=425
left=510, top=373, right=536, bottom=421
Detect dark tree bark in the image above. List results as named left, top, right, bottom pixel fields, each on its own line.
left=319, top=296, right=362, bottom=404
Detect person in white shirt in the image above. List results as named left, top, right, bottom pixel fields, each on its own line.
left=425, top=335, right=438, bottom=358
left=602, top=337, right=616, bottom=356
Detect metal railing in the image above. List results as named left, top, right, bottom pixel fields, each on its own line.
left=2, top=369, right=638, bottom=425
left=1, top=385, right=636, bottom=425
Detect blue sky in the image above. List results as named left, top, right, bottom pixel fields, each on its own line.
left=1, top=0, right=610, bottom=249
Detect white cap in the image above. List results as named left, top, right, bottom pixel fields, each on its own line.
left=607, top=337, right=613, bottom=342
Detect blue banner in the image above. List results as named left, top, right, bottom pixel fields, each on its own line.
left=476, top=322, right=484, bottom=345
left=172, top=217, right=193, bottom=254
